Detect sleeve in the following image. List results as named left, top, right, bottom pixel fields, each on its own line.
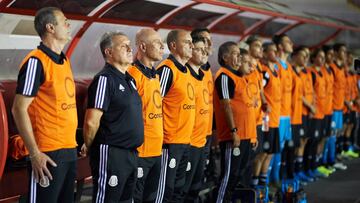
left=215, top=73, right=235, bottom=100
left=16, top=57, right=45, bottom=97
left=262, top=71, right=270, bottom=88
left=311, top=71, right=316, bottom=86
left=87, top=75, right=112, bottom=111
left=157, top=65, right=173, bottom=97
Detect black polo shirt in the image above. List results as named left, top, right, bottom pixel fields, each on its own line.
left=87, top=63, right=144, bottom=149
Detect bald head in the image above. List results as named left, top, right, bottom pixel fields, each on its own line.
left=136, top=28, right=158, bottom=46
left=135, top=28, right=164, bottom=63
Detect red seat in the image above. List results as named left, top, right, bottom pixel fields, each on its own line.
left=0, top=80, right=18, bottom=137
left=75, top=79, right=90, bottom=129
left=0, top=92, right=9, bottom=181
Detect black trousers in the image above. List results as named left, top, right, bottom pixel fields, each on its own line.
left=155, top=144, right=190, bottom=203
left=216, top=140, right=251, bottom=203
left=27, top=148, right=77, bottom=203
left=134, top=156, right=161, bottom=203
left=180, top=146, right=206, bottom=203
left=90, top=144, right=138, bottom=203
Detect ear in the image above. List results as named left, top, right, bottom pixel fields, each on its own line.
left=222, top=53, right=228, bottom=64
left=278, top=43, right=284, bottom=52
left=104, top=48, right=112, bottom=58
left=170, top=41, right=176, bottom=51
left=45, top=23, right=55, bottom=34
left=139, top=42, right=146, bottom=53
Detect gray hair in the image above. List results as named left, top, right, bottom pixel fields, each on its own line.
left=218, top=41, right=238, bottom=67
left=100, top=31, right=126, bottom=59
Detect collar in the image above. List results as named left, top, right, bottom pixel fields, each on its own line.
left=277, top=58, right=288, bottom=70
left=269, top=65, right=279, bottom=77
left=325, top=65, right=332, bottom=74
left=105, top=63, right=127, bottom=79
left=168, top=54, right=187, bottom=73
left=274, top=63, right=279, bottom=71
left=186, top=64, right=204, bottom=81
left=223, top=65, right=241, bottom=76
left=133, top=60, right=156, bottom=79
left=38, top=42, right=67, bottom=64
left=292, top=66, right=301, bottom=76
left=200, top=61, right=211, bottom=71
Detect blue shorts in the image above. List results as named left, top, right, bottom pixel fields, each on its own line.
left=331, top=111, right=343, bottom=130
left=279, top=116, right=292, bottom=145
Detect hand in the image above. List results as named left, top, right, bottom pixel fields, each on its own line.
left=30, top=152, right=57, bottom=183
left=79, top=143, right=88, bottom=157
left=253, top=99, right=259, bottom=108
left=251, top=140, right=258, bottom=150
left=232, top=132, right=241, bottom=147
left=310, top=105, right=316, bottom=114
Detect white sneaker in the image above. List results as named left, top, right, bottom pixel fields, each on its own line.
left=333, top=162, right=347, bottom=170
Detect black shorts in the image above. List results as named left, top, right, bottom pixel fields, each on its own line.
left=344, top=113, right=351, bottom=124
left=309, top=118, right=324, bottom=140
left=263, top=128, right=280, bottom=154
left=301, top=115, right=311, bottom=138
left=254, top=125, right=264, bottom=154
left=291, top=125, right=302, bottom=148
left=350, top=111, right=357, bottom=125
left=323, top=115, right=332, bottom=137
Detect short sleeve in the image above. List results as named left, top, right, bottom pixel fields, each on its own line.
left=262, top=71, right=270, bottom=88
left=311, top=71, right=316, bottom=86
left=215, top=73, right=235, bottom=100
left=87, top=75, right=112, bottom=111
left=157, top=65, right=173, bottom=97
left=16, top=57, right=45, bottom=97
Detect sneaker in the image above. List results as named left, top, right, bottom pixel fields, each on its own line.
left=333, top=162, right=347, bottom=170
left=313, top=169, right=329, bottom=178
left=317, top=166, right=331, bottom=176
left=296, top=172, right=314, bottom=182
left=306, top=170, right=318, bottom=181
left=326, top=166, right=336, bottom=173
left=341, top=151, right=353, bottom=160
left=343, top=150, right=359, bottom=158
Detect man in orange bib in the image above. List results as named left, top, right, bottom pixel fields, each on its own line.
left=127, top=28, right=165, bottom=203
left=214, top=43, right=256, bottom=203
left=181, top=36, right=209, bottom=202
left=190, top=28, right=215, bottom=184
left=155, top=30, right=195, bottom=203
left=12, top=7, right=78, bottom=203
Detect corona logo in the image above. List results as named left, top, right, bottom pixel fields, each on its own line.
left=65, top=77, right=75, bottom=98
left=187, top=83, right=195, bottom=101
left=152, top=90, right=162, bottom=109
left=203, top=89, right=209, bottom=105
left=246, top=82, right=258, bottom=99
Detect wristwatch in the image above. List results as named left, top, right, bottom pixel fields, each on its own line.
left=231, top=127, right=238, bottom=133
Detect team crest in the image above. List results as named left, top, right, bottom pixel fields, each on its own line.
left=108, top=175, right=118, bottom=187
left=137, top=167, right=144, bottom=178
left=169, top=158, right=176, bottom=169
left=314, top=130, right=319, bottom=138
left=233, top=147, right=241, bottom=156
left=39, top=176, right=50, bottom=188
